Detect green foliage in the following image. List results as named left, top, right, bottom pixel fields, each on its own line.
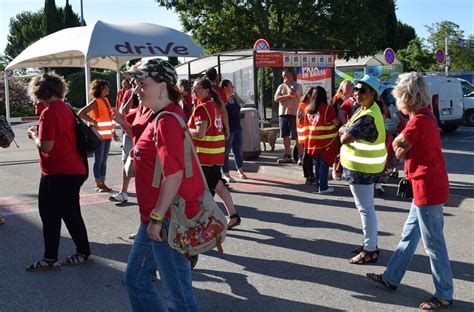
left=4, top=11, right=45, bottom=61
left=397, top=37, right=432, bottom=72
left=4, top=0, right=83, bottom=62
left=426, top=21, right=474, bottom=71
left=44, top=0, right=62, bottom=35
left=66, top=71, right=118, bottom=109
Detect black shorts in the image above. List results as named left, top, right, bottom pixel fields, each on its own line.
left=201, top=165, right=222, bottom=196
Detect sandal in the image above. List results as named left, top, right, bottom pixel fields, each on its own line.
left=349, top=250, right=378, bottom=264
left=61, top=253, right=92, bottom=266
left=26, top=259, right=61, bottom=272
left=238, top=172, right=248, bottom=179
left=227, top=213, right=241, bottom=230
left=352, top=245, right=380, bottom=255
left=419, top=297, right=453, bottom=310
left=366, top=273, right=397, bottom=290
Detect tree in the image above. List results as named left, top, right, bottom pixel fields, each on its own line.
left=44, top=0, right=62, bottom=35
left=4, top=11, right=45, bottom=61
left=397, top=37, right=432, bottom=72
left=156, top=0, right=400, bottom=120
left=64, top=0, right=81, bottom=28
left=426, top=21, right=474, bottom=72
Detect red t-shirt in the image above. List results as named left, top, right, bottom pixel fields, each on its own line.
left=339, top=97, right=356, bottom=120
left=128, top=105, right=152, bottom=145
left=213, top=85, right=227, bottom=104
left=402, top=108, right=449, bottom=206
left=132, top=103, right=204, bottom=225
left=38, top=100, right=86, bottom=176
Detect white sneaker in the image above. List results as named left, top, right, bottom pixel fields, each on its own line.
left=319, top=187, right=335, bottom=194
left=109, top=192, right=128, bottom=203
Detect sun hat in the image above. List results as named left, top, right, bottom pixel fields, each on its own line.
left=125, top=58, right=178, bottom=85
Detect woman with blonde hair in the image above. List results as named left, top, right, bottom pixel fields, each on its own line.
left=78, top=79, right=119, bottom=192
left=367, top=72, right=453, bottom=310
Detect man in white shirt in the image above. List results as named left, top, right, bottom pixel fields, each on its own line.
left=274, top=68, right=303, bottom=164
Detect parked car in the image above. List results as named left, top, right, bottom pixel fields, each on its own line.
left=457, top=78, right=474, bottom=126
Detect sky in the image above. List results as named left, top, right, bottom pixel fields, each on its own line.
left=1, top=0, right=473, bottom=55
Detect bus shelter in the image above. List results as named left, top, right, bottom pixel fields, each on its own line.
left=175, top=49, right=336, bottom=121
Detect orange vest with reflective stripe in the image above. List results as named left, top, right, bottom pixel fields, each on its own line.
left=188, top=99, right=225, bottom=166
left=304, top=103, right=339, bottom=165
left=89, top=97, right=114, bottom=140
left=296, top=101, right=308, bottom=144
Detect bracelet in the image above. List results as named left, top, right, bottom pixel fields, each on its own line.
left=150, top=211, right=165, bottom=223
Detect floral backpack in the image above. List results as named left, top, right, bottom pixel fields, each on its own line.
left=151, top=111, right=227, bottom=259
left=0, top=116, right=17, bottom=148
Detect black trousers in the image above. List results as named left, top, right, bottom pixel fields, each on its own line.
left=38, top=174, right=90, bottom=260
left=303, top=151, right=314, bottom=179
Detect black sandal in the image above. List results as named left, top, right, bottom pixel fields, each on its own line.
left=349, top=250, right=378, bottom=264
left=419, top=297, right=453, bottom=310
left=227, top=213, right=241, bottom=230
left=61, top=253, right=92, bottom=266
left=26, top=259, right=61, bottom=272
left=352, top=245, right=380, bottom=255
left=366, top=273, right=397, bottom=290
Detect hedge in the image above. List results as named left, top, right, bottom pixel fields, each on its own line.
left=66, top=70, right=118, bottom=108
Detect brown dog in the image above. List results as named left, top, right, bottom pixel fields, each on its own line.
left=260, top=127, right=279, bottom=151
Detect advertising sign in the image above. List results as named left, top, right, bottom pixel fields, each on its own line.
left=296, top=67, right=333, bottom=99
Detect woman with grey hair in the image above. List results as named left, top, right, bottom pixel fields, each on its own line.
left=367, top=72, right=453, bottom=310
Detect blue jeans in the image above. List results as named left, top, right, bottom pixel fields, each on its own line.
left=349, top=183, right=378, bottom=251
left=93, top=139, right=111, bottom=181
left=314, top=154, right=329, bottom=191
left=223, top=129, right=243, bottom=173
left=124, top=223, right=197, bottom=312
left=383, top=202, right=453, bottom=300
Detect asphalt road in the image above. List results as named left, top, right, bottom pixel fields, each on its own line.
left=0, top=124, right=473, bottom=311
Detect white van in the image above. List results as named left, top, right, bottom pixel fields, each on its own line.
left=424, top=75, right=464, bottom=133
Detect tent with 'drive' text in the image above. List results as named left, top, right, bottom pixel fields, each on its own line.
left=4, top=20, right=204, bottom=119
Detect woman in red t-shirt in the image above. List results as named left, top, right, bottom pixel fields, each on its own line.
left=25, top=72, right=91, bottom=271
left=367, top=73, right=453, bottom=310
left=177, top=79, right=193, bottom=122
left=122, top=59, right=200, bottom=311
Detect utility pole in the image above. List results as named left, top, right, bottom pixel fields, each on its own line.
left=80, top=0, right=84, bottom=26
left=445, top=36, right=449, bottom=76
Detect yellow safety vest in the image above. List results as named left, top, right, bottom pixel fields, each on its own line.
left=340, top=103, right=387, bottom=173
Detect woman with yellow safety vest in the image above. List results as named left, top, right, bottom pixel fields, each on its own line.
left=339, top=75, right=387, bottom=265
left=188, top=78, right=241, bottom=229
left=304, top=86, right=340, bottom=192
left=78, top=79, right=119, bottom=192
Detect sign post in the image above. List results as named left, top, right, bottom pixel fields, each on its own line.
left=254, top=39, right=270, bottom=119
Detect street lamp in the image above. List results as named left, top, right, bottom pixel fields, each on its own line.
left=80, top=0, right=84, bottom=26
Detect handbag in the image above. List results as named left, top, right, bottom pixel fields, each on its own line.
left=71, top=108, right=102, bottom=155
left=397, top=177, right=413, bottom=199
left=0, top=116, right=18, bottom=148
left=151, top=111, right=227, bottom=259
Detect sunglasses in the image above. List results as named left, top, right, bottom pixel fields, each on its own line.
left=354, top=86, right=371, bottom=95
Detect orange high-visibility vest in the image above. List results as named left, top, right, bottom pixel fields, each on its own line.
left=188, top=99, right=225, bottom=166
left=304, top=103, right=339, bottom=165
left=296, top=101, right=308, bottom=144
left=89, top=97, right=114, bottom=140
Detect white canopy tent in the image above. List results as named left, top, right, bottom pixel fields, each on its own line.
left=4, top=20, right=204, bottom=119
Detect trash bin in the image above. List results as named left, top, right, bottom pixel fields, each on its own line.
left=240, top=107, right=261, bottom=160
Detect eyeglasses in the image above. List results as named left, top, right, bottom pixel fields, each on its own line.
left=354, top=86, right=370, bottom=95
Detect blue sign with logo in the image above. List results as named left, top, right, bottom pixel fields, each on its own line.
left=384, top=48, right=395, bottom=64
left=254, top=39, right=270, bottom=50
left=435, top=48, right=445, bottom=65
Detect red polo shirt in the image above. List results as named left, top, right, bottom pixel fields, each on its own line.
left=402, top=108, right=449, bottom=206
left=38, top=100, right=86, bottom=176
left=132, top=103, right=204, bottom=224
